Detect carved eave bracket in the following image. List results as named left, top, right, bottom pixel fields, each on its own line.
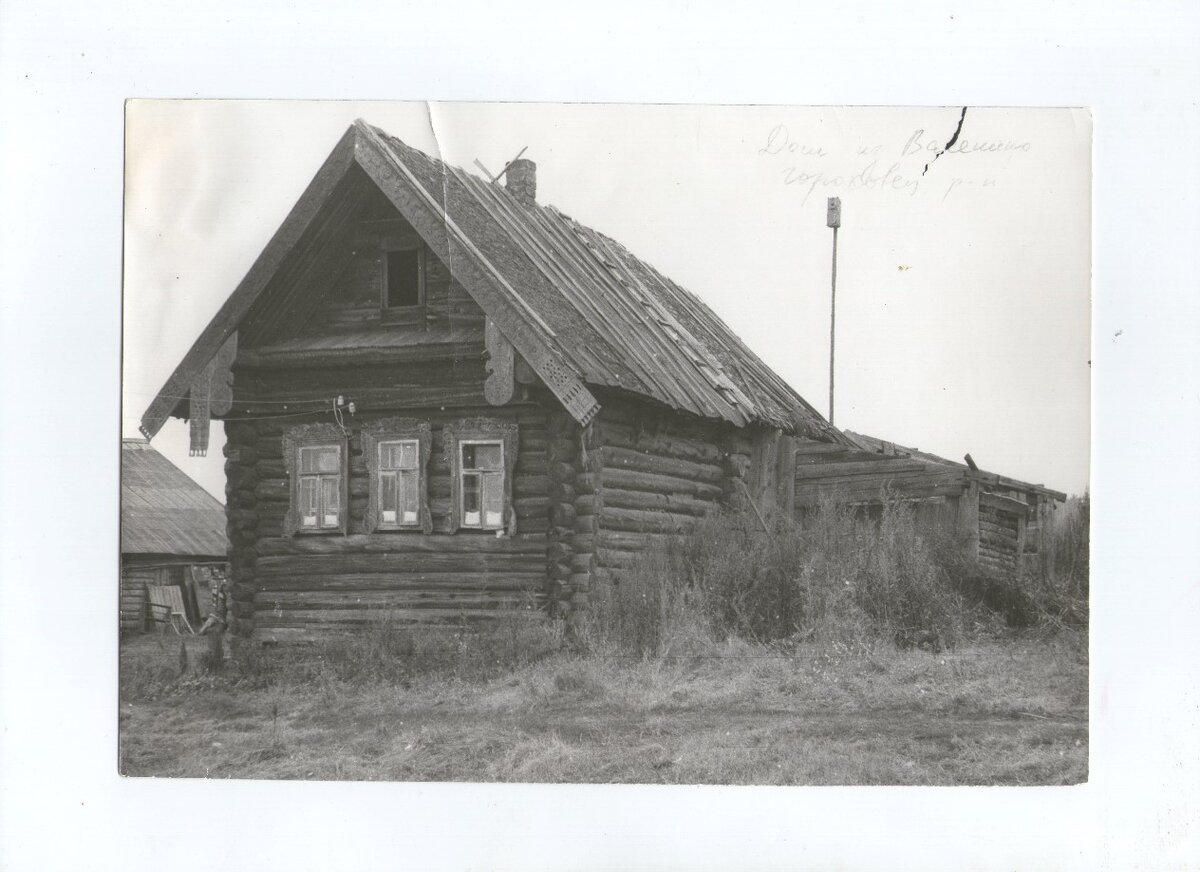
left=483, top=319, right=516, bottom=406
left=187, top=333, right=237, bottom=456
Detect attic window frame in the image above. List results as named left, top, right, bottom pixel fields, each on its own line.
left=381, top=244, right=427, bottom=321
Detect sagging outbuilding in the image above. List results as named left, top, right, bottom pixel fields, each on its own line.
left=139, top=120, right=853, bottom=642
left=793, top=430, right=1067, bottom=579
left=121, top=439, right=228, bottom=632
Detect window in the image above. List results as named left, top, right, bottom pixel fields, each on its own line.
left=385, top=247, right=424, bottom=309
left=298, top=445, right=342, bottom=529
left=378, top=440, right=420, bottom=526
left=460, top=441, right=505, bottom=529
left=283, top=423, right=348, bottom=536
left=445, top=418, right=518, bottom=534
left=361, top=418, right=432, bottom=533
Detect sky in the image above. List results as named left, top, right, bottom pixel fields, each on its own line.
left=123, top=101, right=1091, bottom=499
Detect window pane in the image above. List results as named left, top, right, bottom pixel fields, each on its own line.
left=387, top=249, right=422, bottom=308
left=323, top=476, right=340, bottom=512
left=399, top=470, right=418, bottom=523
left=463, top=442, right=502, bottom=470
left=300, top=477, right=318, bottom=525
left=482, top=472, right=504, bottom=527
left=381, top=441, right=417, bottom=470
left=299, top=447, right=319, bottom=474
left=462, top=472, right=480, bottom=526
left=474, top=443, right=503, bottom=470
left=315, top=446, right=340, bottom=473
left=380, top=471, right=397, bottom=522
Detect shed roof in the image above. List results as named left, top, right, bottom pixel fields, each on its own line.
left=844, top=431, right=1067, bottom=502
left=121, top=439, right=228, bottom=557
left=140, top=121, right=848, bottom=444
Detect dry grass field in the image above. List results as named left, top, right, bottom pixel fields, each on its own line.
left=121, top=498, right=1089, bottom=784
left=119, top=628, right=1087, bottom=785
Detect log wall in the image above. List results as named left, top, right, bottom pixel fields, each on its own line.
left=223, top=393, right=552, bottom=641
left=976, top=492, right=1028, bottom=578
left=299, top=204, right=485, bottom=335
left=576, top=395, right=734, bottom=587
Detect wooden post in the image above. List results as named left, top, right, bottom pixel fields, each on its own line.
left=826, top=197, right=841, bottom=425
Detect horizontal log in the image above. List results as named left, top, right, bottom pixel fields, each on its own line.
left=792, top=440, right=853, bottom=457
left=979, top=492, right=1030, bottom=516
left=255, top=480, right=290, bottom=501
left=600, top=487, right=713, bottom=517
left=254, top=533, right=546, bottom=557
left=600, top=507, right=698, bottom=535
left=592, top=421, right=724, bottom=463
left=794, top=468, right=965, bottom=489
left=255, top=589, right=541, bottom=609
left=794, top=458, right=935, bottom=478
left=598, top=529, right=682, bottom=552
left=225, top=465, right=258, bottom=491
left=794, top=480, right=967, bottom=504
left=595, top=548, right=641, bottom=569
left=260, top=551, right=547, bottom=580
left=599, top=445, right=724, bottom=485
left=979, top=518, right=1019, bottom=537
left=255, top=606, right=548, bottom=628
left=254, top=458, right=285, bottom=477
left=550, top=502, right=576, bottom=529
left=582, top=468, right=724, bottom=501
left=514, top=495, right=550, bottom=516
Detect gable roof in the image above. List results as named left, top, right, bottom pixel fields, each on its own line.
left=141, top=120, right=848, bottom=444
left=844, top=431, right=1067, bottom=502
left=121, top=439, right=228, bottom=557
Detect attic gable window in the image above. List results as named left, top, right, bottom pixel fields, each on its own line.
left=384, top=247, right=425, bottom=309
left=283, top=423, right=349, bottom=536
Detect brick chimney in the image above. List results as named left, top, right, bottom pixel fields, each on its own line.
left=505, top=158, right=536, bottom=207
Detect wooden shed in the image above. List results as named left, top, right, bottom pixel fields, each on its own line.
left=794, top=430, right=1067, bottom=579
left=138, top=120, right=858, bottom=641
left=120, top=439, right=228, bottom=631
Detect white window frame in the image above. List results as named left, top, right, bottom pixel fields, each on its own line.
left=458, top=439, right=506, bottom=530
left=297, top=444, right=343, bottom=531
left=377, top=438, right=422, bottom=529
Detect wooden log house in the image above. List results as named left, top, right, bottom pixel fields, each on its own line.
left=121, top=439, right=228, bottom=632
left=794, top=431, right=1067, bottom=579
left=138, top=120, right=858, bottom=641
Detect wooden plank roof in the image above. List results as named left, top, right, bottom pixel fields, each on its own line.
left=140, top=121, right=848, bottom=443
left=844, top=431, right=1067, bottom=501
left=121, top=439, right=228, bottom=557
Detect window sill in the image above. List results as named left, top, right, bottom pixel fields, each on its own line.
left=381, top=306, right=427, bottom=326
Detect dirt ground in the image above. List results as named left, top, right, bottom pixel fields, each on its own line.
left=118, top=632, right=1087, bottom=785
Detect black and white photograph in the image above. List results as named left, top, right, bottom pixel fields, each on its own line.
left=3, top=4, right=1199, bottom=869
left=120, top=102, right=1090, bottom=785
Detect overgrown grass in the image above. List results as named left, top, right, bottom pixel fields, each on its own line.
left=119, top=631, right=1087, bottom=784
left=118, top=492, right=1088, bottom=784
left=584, top=496, right=971, bottom=660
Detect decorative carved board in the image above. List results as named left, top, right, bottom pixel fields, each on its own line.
left=484, top=319, right=516, bottom=406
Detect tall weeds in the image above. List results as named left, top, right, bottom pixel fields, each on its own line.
left=584, top=494, right=968, bottom=658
